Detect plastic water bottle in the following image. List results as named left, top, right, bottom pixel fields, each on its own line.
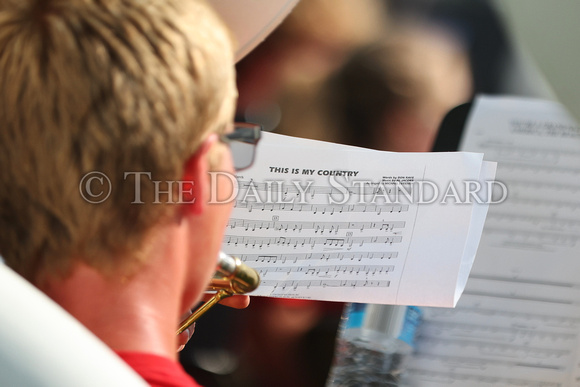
left=326, top=303, right=423, bottom=387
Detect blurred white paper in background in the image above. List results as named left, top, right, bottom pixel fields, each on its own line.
left=406, top=95, right=580, bottom=386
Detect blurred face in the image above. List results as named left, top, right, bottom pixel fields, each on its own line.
left=375, top=28, right=473, bottom=153
left=181, top=68, right=239, bottom=312
left=177, top=127, right=237, bottom=350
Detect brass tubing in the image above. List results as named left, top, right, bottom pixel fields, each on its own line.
left=175, top=252, right=261, bottom=336
left=176, top=289, right=232, bottom=335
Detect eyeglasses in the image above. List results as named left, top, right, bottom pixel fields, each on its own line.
left=219, top=122, right=262, bottom=171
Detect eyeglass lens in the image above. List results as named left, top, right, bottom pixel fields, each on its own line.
left=230, top=140, right=256, bottom=171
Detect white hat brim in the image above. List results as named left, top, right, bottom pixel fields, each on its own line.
left=209, top=0, right=300, bottom=62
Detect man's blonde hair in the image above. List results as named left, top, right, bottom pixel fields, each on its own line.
left=0, top=0, right=234, bottom=281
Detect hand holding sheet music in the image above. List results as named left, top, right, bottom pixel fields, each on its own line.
left=221, top=132, right=496, bottom=307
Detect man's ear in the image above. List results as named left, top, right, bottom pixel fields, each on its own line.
left=181, top=135, right=218, bottom=216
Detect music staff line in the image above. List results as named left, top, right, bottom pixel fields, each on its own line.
left=500, top=161, right=580, bottom=175
left=224, top=235, right=403, bottom=249
left=261, top=279, right=391, bottom=290
left=234, top=201, right=410, bottom=215
left=428, top=307, right=580, bottom=328
left=240, top=252, right=399, bottom=264
left=228, top=218, right=405, bottom=233
left=479, top=141, right=580, bottom=157
left=237, top=179, right=417, bottom=197
left=408, top=368, right=560, bottom=387
left=422, top=320, right=577, bottom=342
left=468, top=273, right=580, bottom=288
left=418, top=336, right=571, bottom=359
left=462, top=290, right=576, bottom=306
left=489, top=149, right=560, bottom=165
left=487, top=212, right=580, bottom=231
left=253, top=264, right=395, bottom=276
left=412, top=353, right=566, bottom=372
left=508, top=179, right=580, bottom=193
left=484, top=227, right=579, bottom=247
left=503, top=196, right=580, bottom=211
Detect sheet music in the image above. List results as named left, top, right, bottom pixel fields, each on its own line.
left=222, top=132, right=495, bottom=307
left=406, top=96, right=580, bottom=386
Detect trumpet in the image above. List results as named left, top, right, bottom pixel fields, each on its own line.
left=176, top=251, right=260, bottom=335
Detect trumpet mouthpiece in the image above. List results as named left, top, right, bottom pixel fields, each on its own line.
left=216, top=251, right=260, bottom=294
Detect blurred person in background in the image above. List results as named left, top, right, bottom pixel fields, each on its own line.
left=386, top=0, right=512, bottom=96
left=277, top=0, right=511, bottom=150
left=321, top=22, right=473, bottom=152
left=235, top=0, right=387, bottom=134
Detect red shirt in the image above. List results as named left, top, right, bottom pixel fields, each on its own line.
left=116, top=352, right=202, bottom=387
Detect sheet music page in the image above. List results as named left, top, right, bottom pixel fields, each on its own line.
left=221, top=132, right=495, bottom=307
left=407, top=96, right=580, bottom=386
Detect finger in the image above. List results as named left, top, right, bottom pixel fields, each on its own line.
left=177, top=325, right=194, bottom=351
left=176, top=318, right=195, bottom=352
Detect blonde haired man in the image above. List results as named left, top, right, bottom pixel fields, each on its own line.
left=0, top=0, right=252, bottom=385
